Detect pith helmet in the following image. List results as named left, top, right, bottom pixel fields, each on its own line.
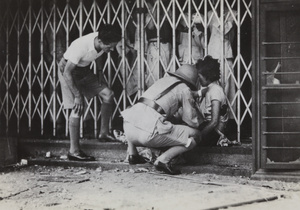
left=167, top=64, right=198, bottom=90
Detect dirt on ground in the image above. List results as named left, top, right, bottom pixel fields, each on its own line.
left=0, top=165, right=300, bottom=210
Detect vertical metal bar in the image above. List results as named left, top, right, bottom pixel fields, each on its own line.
left=259, top=4, right=267, bottom=169
left=107, top=0, right=111, bottom=88
left=172, top=0, right=176, bottom=71
left=93, top=0, right=96, bottom=32
left=53, top=0, right=57, bottom=136
left=79, top=0, right=83, bottom=137
left=107, top=0, right=112, bottom=133
left=188, top=0, right=192, bottom=64
left=66, top=0, right=70, bottom=48
left=28, top=0, right=32, bottom=131
left=237, top=0, right=241, bottom=142
left=41, top=0, right=44, bottom=135
left=5, top=0, right=9, bottom=134
left=121, top=0, right=126, bottom=110
left=17, top=0, right=20, bottom=134
left=93, top=0, right=97, bottom=138
left=79, top=0, right=83, bottom=37
left=204, top=0, right=208, bottom=56
left=139, top=0, right=144, bottom=96
left=252, top=0, right=259, bottom=172
left=157, top=0, right=160, bottom=75
left=65, top=0, right=70, bottom=137
left=136, top=0, right=140, bottom=96
left=220, top=0, right=225, bottom=89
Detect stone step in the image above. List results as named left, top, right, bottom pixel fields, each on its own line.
left=26, top=157, right=252, bottom=177
left=19, top=139, right=127, bottom=161
left=184, top=143, right=252, bottom=167
left=19, top=139, right=252, bottom=177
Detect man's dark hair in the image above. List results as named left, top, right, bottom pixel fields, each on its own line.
left=98, top=24, right=121, bottom=45
left=195, top=56, right=220, bottom=82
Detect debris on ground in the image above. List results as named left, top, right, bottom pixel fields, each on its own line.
left=0, top=165, right=299, bottom=210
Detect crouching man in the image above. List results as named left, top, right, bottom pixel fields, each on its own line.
left=121, top=65, right=203, bottom=175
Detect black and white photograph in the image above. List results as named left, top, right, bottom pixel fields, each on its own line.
left=0, top=0, right=300, bottom=209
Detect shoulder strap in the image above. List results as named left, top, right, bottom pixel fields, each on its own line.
left=137, top=81, right=183, bottom=115
left=153, top=81, right=182, bottom=101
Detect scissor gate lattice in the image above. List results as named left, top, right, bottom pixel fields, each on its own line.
left=0, top=0, right=252, bottom=141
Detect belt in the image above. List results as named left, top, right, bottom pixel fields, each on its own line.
left=138, top=97, right=165, bottom=115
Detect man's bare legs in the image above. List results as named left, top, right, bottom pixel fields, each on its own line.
left=98, top=87, right=116, bottom=141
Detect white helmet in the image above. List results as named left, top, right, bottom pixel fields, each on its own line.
left=167, top=64, right=198, bottom=90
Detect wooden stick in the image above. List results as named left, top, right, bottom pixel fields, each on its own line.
left=204, top=195, right=284, bottom=210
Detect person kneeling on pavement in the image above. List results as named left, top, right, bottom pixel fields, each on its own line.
left=195, top=56, right=229, bottom=147
left=121, top=64, right=203, bottom=175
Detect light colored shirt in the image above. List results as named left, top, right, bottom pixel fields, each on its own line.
left=178, top=13, right=204, bottom=64
left=199, top=81, right=228, bottom=123
left=207, top=9, right=237, bottom=59
left=63, top=32, right=104, bottom=67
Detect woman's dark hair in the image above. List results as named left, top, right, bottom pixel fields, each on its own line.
left=195, top=56, right=220, bottom=82
left=98, top=24, right=122, bottom=45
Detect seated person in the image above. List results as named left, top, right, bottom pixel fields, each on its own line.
left=196, top=56, right=229, bottom=146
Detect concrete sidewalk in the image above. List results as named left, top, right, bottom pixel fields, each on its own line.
left=0, top=165, right=299, bottom=210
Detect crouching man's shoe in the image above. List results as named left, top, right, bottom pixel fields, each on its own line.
left=154, top=161, right=181, bottom=175
left=68, top=151, right=95, bottom=161
left=98, top=133, right=116, bottom=141
left=128, top=155, right=147, bottom=165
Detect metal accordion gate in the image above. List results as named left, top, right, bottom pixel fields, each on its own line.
left=0, top=0, right=252, bottom=141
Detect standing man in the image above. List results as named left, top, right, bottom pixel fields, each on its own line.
left=58, top=24, right=121, bottom=161
left=121, top=65, right=203, bottom=175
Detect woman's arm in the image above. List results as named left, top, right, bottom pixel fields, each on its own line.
left=201, top=100, right=221, bottom=137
